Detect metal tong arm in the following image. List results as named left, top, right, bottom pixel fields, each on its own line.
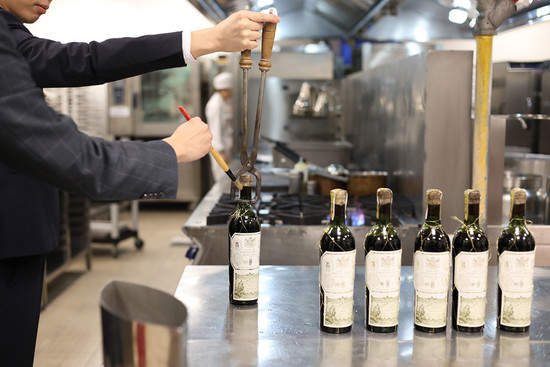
left=236, top=20, right=277, bottom=174
left=239, top=49, right=252, bottom=167
left=248, top=20, right=276, bottom=166
left=232, top=17, right=277, bottom=202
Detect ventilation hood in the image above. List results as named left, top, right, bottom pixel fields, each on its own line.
left=188, top=0, right=550, bottom=42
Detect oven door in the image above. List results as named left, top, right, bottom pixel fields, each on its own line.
left=108, top=64, right=201, bottom=138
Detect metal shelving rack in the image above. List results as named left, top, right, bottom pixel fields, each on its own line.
left=42, top=192, right=92, bottom=308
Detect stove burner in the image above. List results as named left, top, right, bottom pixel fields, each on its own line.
left=206, top=192, right=416, bottom=226
left=268, top=193, right=330, bottom=225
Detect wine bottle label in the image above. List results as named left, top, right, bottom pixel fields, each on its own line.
left=320, top=250, right=356, bottom=328
left=498, top=250, right=536, bottom=327
left=365, top=249, right=402, bottom=327
left=454, top=251, right=489, bottom=328
left=230, top=232, right=261, bottom=301
left=413, top=251, right=450, bottom=328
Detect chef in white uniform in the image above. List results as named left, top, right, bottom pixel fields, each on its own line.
left=205, top=72, right=234, bottom=183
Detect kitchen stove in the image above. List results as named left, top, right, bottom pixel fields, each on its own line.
left=206, top=192, right=417, bottom=226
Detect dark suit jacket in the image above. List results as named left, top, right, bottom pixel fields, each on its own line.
left=0, top=9, right=185, bottom=87
left=0, top=17, right=179, bottom=258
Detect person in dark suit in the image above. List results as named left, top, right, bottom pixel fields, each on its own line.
left=0, top=3, right=279, bottom=365
left=0, top=15, right=207, bottom=367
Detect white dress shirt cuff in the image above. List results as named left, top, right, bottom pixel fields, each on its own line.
left=182, top=30, right=196, bottom=64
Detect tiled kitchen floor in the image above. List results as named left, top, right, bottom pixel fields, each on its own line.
left=34, top=203, right=194, bottom=367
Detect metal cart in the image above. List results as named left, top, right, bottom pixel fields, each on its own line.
left=90, top=201, right=144, bottom=258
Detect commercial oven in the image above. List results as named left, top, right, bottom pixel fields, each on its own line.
left=107, top=65, right=201, bottom=138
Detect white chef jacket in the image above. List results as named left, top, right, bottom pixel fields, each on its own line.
left=205, top=92, right=233, bottom=182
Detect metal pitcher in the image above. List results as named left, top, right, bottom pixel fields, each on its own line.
left=100, top=281, right=187, bottom=367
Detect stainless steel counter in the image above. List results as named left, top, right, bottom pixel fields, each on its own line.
left=174, top=265, right=550, bottom=366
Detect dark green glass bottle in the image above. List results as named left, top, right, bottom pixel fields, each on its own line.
left=319, top=189, right=356, bottom=334
left=413, top=189, right=450, bottom=333
left=452, top=189, right=489, bottom=333
left=497, top=188, right=536, bottom=332
left=228, top=175, right=261, bottom=305
left=364, top=188, right=402, bottom=333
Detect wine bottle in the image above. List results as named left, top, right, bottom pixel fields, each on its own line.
left=497, top=188, right=536, bottom=332
left=364, top=188, right=402, bottom=333
left=319, top=189, right=356, bottom=333
left=228, top=175, right=261, bottom=305
left=413, top=189, right=450, bottom=333
left=452, top=189, right=489, bottom=332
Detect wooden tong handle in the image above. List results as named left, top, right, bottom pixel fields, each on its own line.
left=240, top=49, right=252, bottom=70
left=259, top=20, right=277, bottom=72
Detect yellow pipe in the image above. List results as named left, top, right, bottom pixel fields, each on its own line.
left=473, top=35, right=493, bottom=230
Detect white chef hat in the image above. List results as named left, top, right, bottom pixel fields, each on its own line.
left=213, top=72, right=233, bottom=90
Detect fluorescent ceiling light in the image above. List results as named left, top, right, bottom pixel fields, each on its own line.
left=449, top=8, right=468, bottom=24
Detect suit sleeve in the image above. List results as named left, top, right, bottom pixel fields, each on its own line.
left=0, top=22, right=179, bottom=200
left=10, top=23, right=185, bottom=88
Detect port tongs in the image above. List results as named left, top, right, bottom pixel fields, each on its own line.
left=230, top=9, right=277, bottom=203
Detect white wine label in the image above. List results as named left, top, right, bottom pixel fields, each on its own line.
left=320, top=250, right=356, bottom=328
left=457, top=293, right=486, bottom=328
left=231, top=232, right=261, bottom=301
left=413, top=251, right=450, bottom=328
left=455, top=251, right=489, bottom=328
left=366, top=250, right=402, bottom=327
left=498, top=250, right=536, bottom=327
left=233, top=271, right=259, bottom=301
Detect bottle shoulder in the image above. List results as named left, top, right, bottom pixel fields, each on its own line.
left=415, top=224, right=450, bottom=252
left=452, top=229, right=489, bottom=253
left=228, top=207, right=261, bottom=233
left=367, top=223, right=399, bottom=236
left=324, top=222, right=353, bottom=236
left=497, top=225, right=536, bottom=252
left=365, top=224, right=401, bottom=251
left=320, top=226, right=355, bottom=252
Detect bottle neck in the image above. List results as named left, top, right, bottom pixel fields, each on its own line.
left=239, top=186, right=252, bottom=201
left=377, top=203, right=392, bottom=225
left=465, top=203, right=480, bottom=226
left=426, top=204, right=441, bottom=224
left=330, top=203, right=347, bottom=226
left=510, top=202, right=526, bottom=222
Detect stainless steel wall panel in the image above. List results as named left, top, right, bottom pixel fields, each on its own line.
left=343, top=50, right=473, bottom=231
left=424, top=51, right=473, bottom=232
left=487, top=116, right=507, bottom=226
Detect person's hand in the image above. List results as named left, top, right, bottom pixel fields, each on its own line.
left=163, top=117, right=212, bottom=162
left=190, top=10, right=280, bottom=58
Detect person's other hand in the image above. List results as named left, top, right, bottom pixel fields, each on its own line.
left=163, top=117, right=212, bottom=162
left=190, top=10, right=280, bottom=58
